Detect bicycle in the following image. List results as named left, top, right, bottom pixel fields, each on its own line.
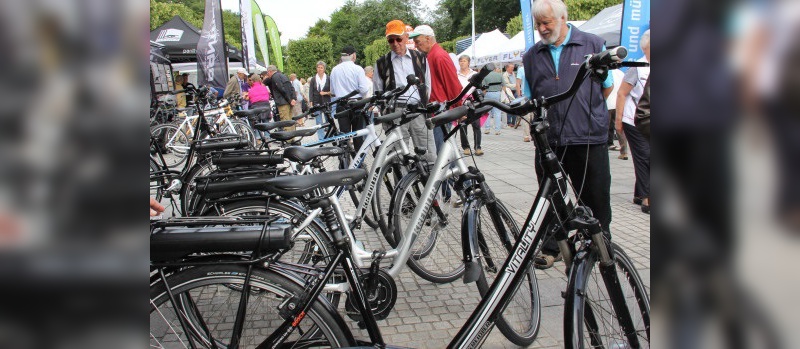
left=148, top=47, right=649, bottom=349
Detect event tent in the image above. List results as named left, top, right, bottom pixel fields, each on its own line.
left=150, top=15, right=243, bottom=63
left=578, top=4, right=623, bottom=47
left=461, top=21, right=586, bottom=67
left=456, top=29, right=510, bottom=64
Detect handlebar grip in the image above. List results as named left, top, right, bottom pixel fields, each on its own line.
left=588, top=46, right=627, bottom=68
left=292, top=110, right=311, bottom=120
left=426, top=106, right=469, bottom=130
left=334, top=108, right=352, bottom=119
left=373, top=110, right=404, bottom=124
left=335, top=90, right=358, bottom=100
left=348, top=97, right=372, bottom=109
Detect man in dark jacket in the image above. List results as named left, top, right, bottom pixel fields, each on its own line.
left=521, top=0, right=615, bottom=269
left=263, top=65, right=298, bottom=130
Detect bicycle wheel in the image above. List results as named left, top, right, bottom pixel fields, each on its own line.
left=150, top=265, right=354, bottom=348
left=222, top=120, right=256, bottom=148
left=471, top=199, right=541, bottom=346
left=389, top=169, right=464, bottom=283
left=212, top=199, right=335, bottom=270
left=372, top=159, right=408, bottom=241
left=151, top=123, right=191, bottom=169
left=564, top=242, right=650, bottom=349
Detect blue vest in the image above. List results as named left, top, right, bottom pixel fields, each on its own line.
left=522, top=27, right=609, bottom=146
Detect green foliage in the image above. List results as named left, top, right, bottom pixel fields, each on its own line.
left=307, top=19, right=330, bottom=38
left=285, top=36, right=334, bottom=79
left=363, top=38, right=390, bottom=68
left=440, top=0, right=519, bottom=39
left=505, top=13, right=523, bottom=36
left=565, top=0, right=623, bottom=20
left=439, top=35, right=469, bottom=54
left=327, top=0, right=421, bottom=61
left=149, top=0, right=202, bottom=30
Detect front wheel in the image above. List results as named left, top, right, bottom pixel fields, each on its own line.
left=150, top=123, right=190, bottom=169
left=389, top=169, right=464, bottom=283
left=564, top=242, right=650, bottom=349
left=471, top=199, right=541, bottom=346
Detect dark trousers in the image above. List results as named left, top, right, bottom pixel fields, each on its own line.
left=433, top=123, right=450, bottom=154
left=459, top=119, right=482, bottom=149
left=249, top=101, right=272, bottom=141
left=337, top=110, right=365, bottom=153
left=535, top=144, right=612, bottom=254
left=623, top=123, right=650, bottom=199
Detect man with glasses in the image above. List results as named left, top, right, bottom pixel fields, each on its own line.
left=372, top=19, right=435, bottom=163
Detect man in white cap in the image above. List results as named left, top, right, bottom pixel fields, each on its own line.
left=224, top=67, right=250, bottom=109
left=409, top=24, right=462, bottom=154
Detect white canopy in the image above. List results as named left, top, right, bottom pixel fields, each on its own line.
left=456, top=29, right=510, bottom=66
left=464, top=21, right=587, bottom=67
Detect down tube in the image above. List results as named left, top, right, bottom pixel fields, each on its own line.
left=448, top=178, right=555, bottom=348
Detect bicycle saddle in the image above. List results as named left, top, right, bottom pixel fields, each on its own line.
left=233, top=107, right=271, bottom=117
left=270, top=128, right=317, bottom=141
left=261, top=168, right=367, bottom=197
left=282, top=146, right=344, bottom=163
left=254, top=120, right=296, bottom=131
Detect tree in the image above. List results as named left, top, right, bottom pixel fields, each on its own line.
left=363, top=38, right=390, bottom=68
left=439, top=35, right=469, bottom=54
left=150, top=0, right=202, bottom=30
left=285, top=36, right=334, bottom=79
left=307, top=19, right=330, bottom=38
left=327, top=0, right=422, bottom=61
left=565, top=0, right=622, bottom=20
left=439, top=0, right=519, bottom=38
left=505, top=14, right=523, bottom=36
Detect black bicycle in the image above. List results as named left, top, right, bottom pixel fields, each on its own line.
left=149, top=47, right=649, bottom=349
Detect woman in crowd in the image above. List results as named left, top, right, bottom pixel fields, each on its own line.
left=247, top=73, right=272, bottom=145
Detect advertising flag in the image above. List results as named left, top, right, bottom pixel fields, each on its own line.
left=239, top=0, right=256, bottom=72
left=520, top=0, right=535, bottom=50
left=252, top=0, right=269, bottom=67
left=264, top=15, right=283, bottom=71
left=620, top=0, right=650, bottom=62
left=197, top=0, right=228, bottom=89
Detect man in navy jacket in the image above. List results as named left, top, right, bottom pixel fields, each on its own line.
left=521, top=0, right=615, bottom=269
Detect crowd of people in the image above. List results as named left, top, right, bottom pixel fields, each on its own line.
left=166, top=0, right=652, bottom=269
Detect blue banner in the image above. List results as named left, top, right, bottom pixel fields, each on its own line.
left=619, top=0, right=650, bottom=62
left=520, top=0, right=535, bottom=50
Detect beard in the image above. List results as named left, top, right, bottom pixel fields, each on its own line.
left=540, top=24, right=562, bottom=45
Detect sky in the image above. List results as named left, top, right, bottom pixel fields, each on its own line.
left=220, top=0, right=441, bottom=46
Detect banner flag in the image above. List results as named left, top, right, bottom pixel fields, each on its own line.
left=520, top=0, right=535, bottom=50
left=197, top=0, right=228, bottom=90
left=239, top=0, right=256, bottom=72
left=620, top=0, right=650, bottom=62
left=252, top=0, right=269, bottom=67
left=264, top=15, right=283, bottom=71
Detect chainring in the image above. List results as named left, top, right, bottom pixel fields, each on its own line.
left=345, top=268, right=397, bottom=321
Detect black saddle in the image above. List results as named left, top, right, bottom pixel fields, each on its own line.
left=150, top=222, right=291, bottom=262
left=254, top=120, right=296, bottom=131
left=283, top=146, right=344, bottom=163
left=233, top=107, right=271, bottom=117
left=271, top=128, right=317, bottom=141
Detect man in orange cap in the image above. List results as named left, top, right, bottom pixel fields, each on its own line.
left=372, top=19, right=435, bottom=162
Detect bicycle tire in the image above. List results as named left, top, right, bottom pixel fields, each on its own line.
left=150, top=123, right=191, bottom=169
left=471, top=199, right=541, bottom=346
left=150, top=265, right=354, bottom=348
left=211, top=199, right=336, bottom=270
left=223, top=120, right=256, bottom=148
left=564, top=242, right=650, bottom=349
left=150, top=157, right=166, bottom=202
left=372, top=160, right=408, bottom=241
left=389, top=169, right=464, bottom=283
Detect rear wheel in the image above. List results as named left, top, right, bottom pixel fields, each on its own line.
left=149, top=265, right=353, bottom=348
left=222, top=120, right=256, bottom=148
left=151, top=123, right=191, bottom=168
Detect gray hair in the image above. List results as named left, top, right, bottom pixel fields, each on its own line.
left=364, top=66, right=374, bottom=74
left=289, top=73, right=297, bottom=79
left=316, top=60, right=327, bottom=69
left=640, top=29, right=650, bottom=50
left=458, top=55, right=471, bottom=62
left=532, top=0, right=568, bottom=21
left=266, top=65, right=278, bottom=72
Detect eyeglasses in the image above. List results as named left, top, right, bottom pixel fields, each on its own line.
left=387, top=37, right=403, bottom=44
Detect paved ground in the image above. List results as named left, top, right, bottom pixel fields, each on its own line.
left=153, top=120, right=650, bottom=348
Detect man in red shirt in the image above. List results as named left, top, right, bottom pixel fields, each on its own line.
left=409, top=25, right=463, bottom=153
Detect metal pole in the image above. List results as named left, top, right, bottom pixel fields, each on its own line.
left=471, top=0, right=476, bottom=60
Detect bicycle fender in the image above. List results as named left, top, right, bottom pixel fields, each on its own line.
left=461, top=199, right=482, bottom=284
